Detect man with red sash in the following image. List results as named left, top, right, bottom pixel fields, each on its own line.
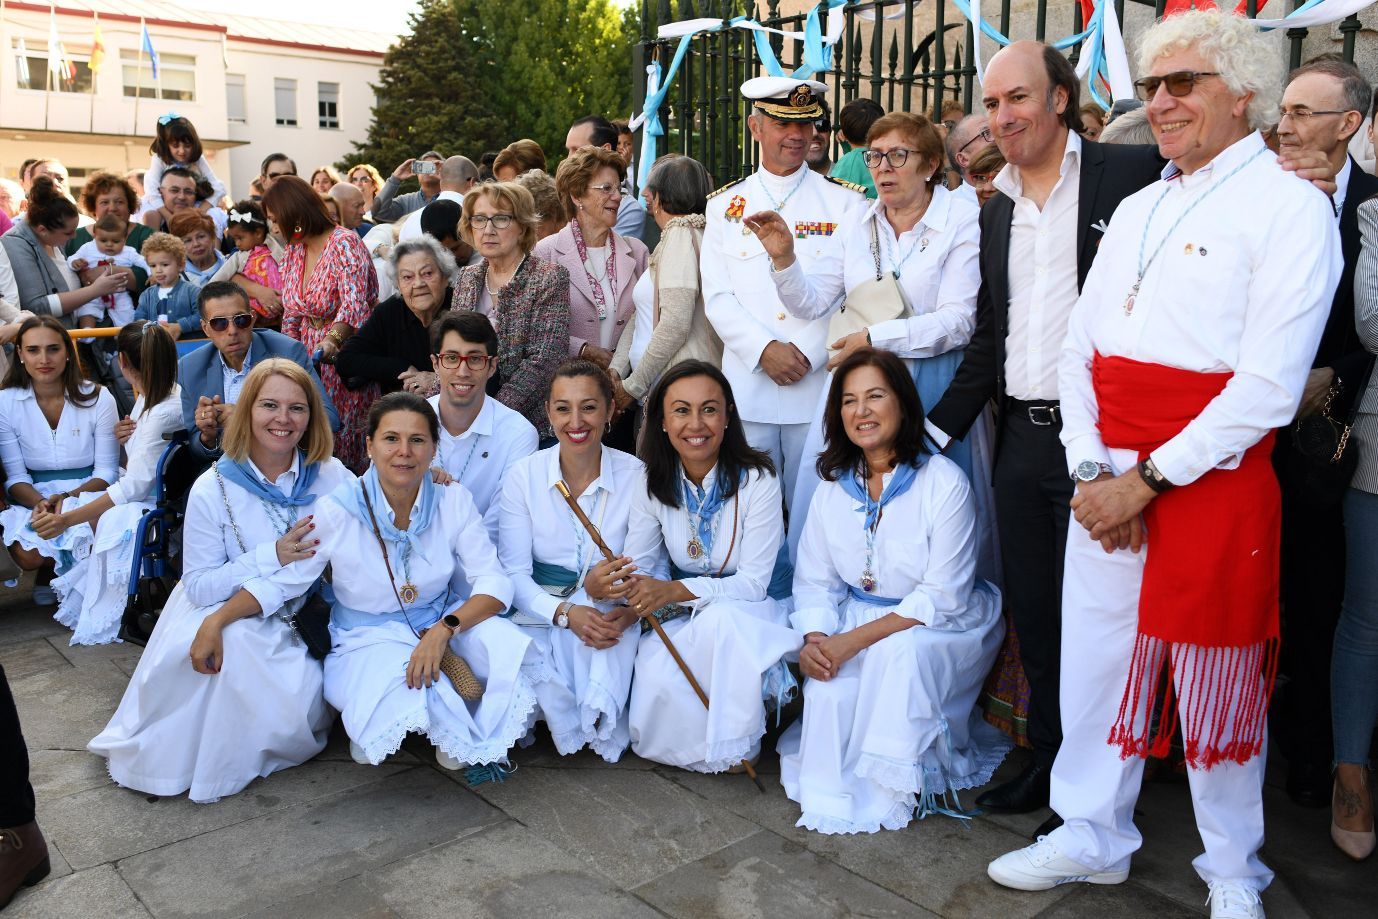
left=986, top=11, right=1342, bottom=919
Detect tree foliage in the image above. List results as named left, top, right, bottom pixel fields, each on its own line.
left=344, top=0, right=636, bottom=177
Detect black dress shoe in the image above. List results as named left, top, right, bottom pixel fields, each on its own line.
left=1287, top=761, right=1331, bottom=808
left=976, top=762, right=1051, bottom=813
left=1032, top=812, right=1064, bottom=839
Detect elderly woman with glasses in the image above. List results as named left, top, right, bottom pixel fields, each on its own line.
left=337, top=236, right=457, bottom=398
left=453, top=181, right=570, bottom=435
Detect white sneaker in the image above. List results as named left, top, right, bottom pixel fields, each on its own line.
left=1207, top=881, right=1264, bottom=919
left=348, top=740, right=371, bottom=765
left=31, top=586, right=57, bottom=606
left=987, top=837, right=1130, bottom=891
left=435, top=748, right=463, bottom=771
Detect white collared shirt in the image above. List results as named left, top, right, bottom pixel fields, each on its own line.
left=106, top=387, right=186, bottom=506
left=498, top=445, right=644, bottom=624
left=1335, top=156, right=1352, bottom=225
left=994, top=130, right=1083, bottom=401
left=220, top=350, right=253, bottom=406
left=0, top=384, right=118, bottom=488
left=624, top=464, right=784, bottom=610
left=771, top=184, right=981, bottom=358
left=792, top=455, right=981, bottom=635
left=398, top=189, right=467, bottom=242
left=428, top=394, right=539, bottom=542
left=179, top=456, right=353, bottom=615
left=1059, top=131, right=1342, bottom=486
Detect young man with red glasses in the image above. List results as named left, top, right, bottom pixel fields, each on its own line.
left=178, top=281, right=339, bottom=461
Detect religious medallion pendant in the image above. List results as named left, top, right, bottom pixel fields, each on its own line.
left=399, top=583, right=418, bottom=605
left=860, top=569, right=877, bottom=593
left=1123, top=280, right=1141, bottom=317
left=686, top=536, right=704, bottom=560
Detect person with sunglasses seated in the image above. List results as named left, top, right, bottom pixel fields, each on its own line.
left=178, top=281, right=340, bottom=462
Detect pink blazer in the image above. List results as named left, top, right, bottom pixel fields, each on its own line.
left=533, top=222, right=648, bottom=357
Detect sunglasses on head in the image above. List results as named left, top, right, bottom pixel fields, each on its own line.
left=206, top=313, right=253, bottom=332
left=1133, top=70, right=1220, bottom=101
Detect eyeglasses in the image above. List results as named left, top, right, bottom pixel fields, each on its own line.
left=468, top=214, right=515, bottom=230
left=862, top=148, right=919, bottom=169
left=1278, top=107, right=1355, bottom=122
left=435, top=352, right=493, bottom=370
left=814, top=120, right=832, bottom=132
left=266, top=169, right=293, bottom=180
left=205, top=313, right=253, bottom=332
left=958, top=127, right=994, bottom=155
left=586, top=184, right=621, bottom=197
left=1134, top=71, right=1220, bottom=101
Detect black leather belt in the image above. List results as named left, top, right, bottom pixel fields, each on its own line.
left=1007, top=398, right=1061, bottom=426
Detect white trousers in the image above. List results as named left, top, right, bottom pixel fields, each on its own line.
left=741, top=421, right=810, bottom=512
left=1046, top=447, right=1272, bottom=890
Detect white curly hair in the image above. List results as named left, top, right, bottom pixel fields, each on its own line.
left=1137, top=9, right=1284, bottom=131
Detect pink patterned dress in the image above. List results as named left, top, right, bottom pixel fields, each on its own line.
left=280, top=226, right=379, bottom=472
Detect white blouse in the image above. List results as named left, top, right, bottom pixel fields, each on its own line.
left=1059, top=132, right=1342, bottom=487
left=498, top=445, right=644, bottom=624
left=771, top=184, right=981, bottom=359
left=624, top=464, right=783, bottom=609
left=179, top=456, right=354, bottom=615
left=302, top=479, right=513, bottom=619
left=0, top=384, right=118, bottom=488
left=792, top=456, right=980, bottom=636
left=106, top=387, right=186, bottom=506
left=628, top=268, right=655, bottom=369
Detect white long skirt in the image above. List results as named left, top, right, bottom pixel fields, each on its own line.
left=517, top=619, right=640, bottom=762
left=0, top=478, right=96, bottom=577
left=778, top=581, right=1010, bottom=834
left=324, top=615, right=540, bottom=766
left=629, top=597, right=802, bottom=772
left=52, top=501, right=150, bottom=645
left=88, top=583, right=331, bottom=804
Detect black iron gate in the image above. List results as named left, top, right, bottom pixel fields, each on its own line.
left=631, top=0, right=1366, bottom=185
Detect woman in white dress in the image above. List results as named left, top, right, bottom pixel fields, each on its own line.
left=498, top=360, right=644, bottom=761
left=305, top=392, right=535, bottom=775
left=0, top=316, right=118, bottom=605
left=745, top=112, right=996, bottom=578
left=624, top=360, right=801, bottom=772
left=779, top=348, right=1007, bottom=834
left=44, top=320, right=185, bottom=644
left=90, top=359, right=351, bottom=803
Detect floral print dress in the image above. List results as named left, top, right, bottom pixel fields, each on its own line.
left=280, top=226, right=379, bottom=471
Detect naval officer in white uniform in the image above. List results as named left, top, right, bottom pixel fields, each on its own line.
left=702, top=77, right=867, bottom=512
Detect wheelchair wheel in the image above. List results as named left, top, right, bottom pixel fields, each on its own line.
left=118, top=573, right=175, bottom=646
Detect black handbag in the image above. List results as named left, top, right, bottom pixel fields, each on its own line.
left=1282, top=361, right=1374, bottom=506
left=288, top=588, right=333, bottom=661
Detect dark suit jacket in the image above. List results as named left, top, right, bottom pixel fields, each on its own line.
left=927, top=139, right=1165, bottom=441
left=178, top=329, right=341, bottom=460
left=1317, top=157, right=1378, bottom=412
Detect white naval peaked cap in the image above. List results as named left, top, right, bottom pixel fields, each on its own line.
left=741, top=76, right=829, bottom=121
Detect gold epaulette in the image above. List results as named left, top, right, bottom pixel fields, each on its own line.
left=824, top=176, right=868, bottom=195
left=706, top=177, right=747, bottom=200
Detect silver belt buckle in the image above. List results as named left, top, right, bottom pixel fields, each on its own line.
left=1027, top=405, right=1059, bottom=426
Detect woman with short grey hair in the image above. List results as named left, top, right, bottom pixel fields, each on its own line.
left=610, top=154, right=722, bottom=410
left=337, top=234, right=457, bottom=397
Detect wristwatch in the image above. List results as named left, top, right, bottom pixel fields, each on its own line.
left=441, top=613, right=461, bottom=633
left=553, top=602, right=571, bottom=630
left=1137, top=456, right=1175, bottom=494
left=1071, top=460, right=1112, bottom=483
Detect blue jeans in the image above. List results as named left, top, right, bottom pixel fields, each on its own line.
left=1333, top=487, right=1378, bottom=765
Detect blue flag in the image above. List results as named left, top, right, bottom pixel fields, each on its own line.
left=140, top=23, right=159, bottom=81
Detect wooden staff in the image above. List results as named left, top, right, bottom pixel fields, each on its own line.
left=555, top=479, right=764, bottom=791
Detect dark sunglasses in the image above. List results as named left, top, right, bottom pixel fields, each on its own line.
left=206, top=313, right=253, bottom=332
left=1134, top=70, right=1220, bottom=101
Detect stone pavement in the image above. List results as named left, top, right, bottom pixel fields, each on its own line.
left=2, top=587, right=1374, bottom=919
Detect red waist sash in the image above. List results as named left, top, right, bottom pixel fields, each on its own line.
left=1092, top=353, right=1279, bottom=768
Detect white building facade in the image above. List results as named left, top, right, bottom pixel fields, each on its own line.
left=0, top=1, right=393, bottom=201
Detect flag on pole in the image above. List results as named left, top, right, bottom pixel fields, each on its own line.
left=46, top=7, right=62, bottom=80
left=58, top=42, right=75, bottom=83
left=15, top=37, right=31, bottom=89
left=90, top=16, right=105, bottom=74
left=140, top=21, right=159, bottom=81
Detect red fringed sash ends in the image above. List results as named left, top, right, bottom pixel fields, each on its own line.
left=1092, top=353, right=1281, bottom=769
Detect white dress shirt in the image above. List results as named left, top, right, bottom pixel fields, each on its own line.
left=498, top=445, right=644, bottom=624
left=771, top=184, right=981, bottom=358
left=0, top=384, right=118, bottom=488
left=995, top=129, right=1083, bottom=401
left=398, top=189, right=467, bottom=242
left=179, top=456, right=354, bottom=615
left=1335, top=156, right=1352, bottom=226
left=428, top=394, right=539, bottom=542
left=1059, top=131, right=1342, bottom=487
left=702, top=165, right=868, bottom=425
left=792, top=456, right=981, bottom=635
left=106, top=388, right=185, bottom=506
left=623, top=465, right=784, bottom=609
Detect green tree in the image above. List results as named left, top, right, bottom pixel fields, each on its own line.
left=340, top=0, right=508, bottom=177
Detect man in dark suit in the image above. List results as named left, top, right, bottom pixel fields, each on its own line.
left=925, top=41, right=1163, bottom=827
left=1272, top=58, right=1378, bottom=807
left=179, top=281, right=339, bottom=462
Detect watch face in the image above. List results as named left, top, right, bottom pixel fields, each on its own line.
left=1076, top=460, right=1100, bottom=481
left=443, top=614, right=461, bottom=630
